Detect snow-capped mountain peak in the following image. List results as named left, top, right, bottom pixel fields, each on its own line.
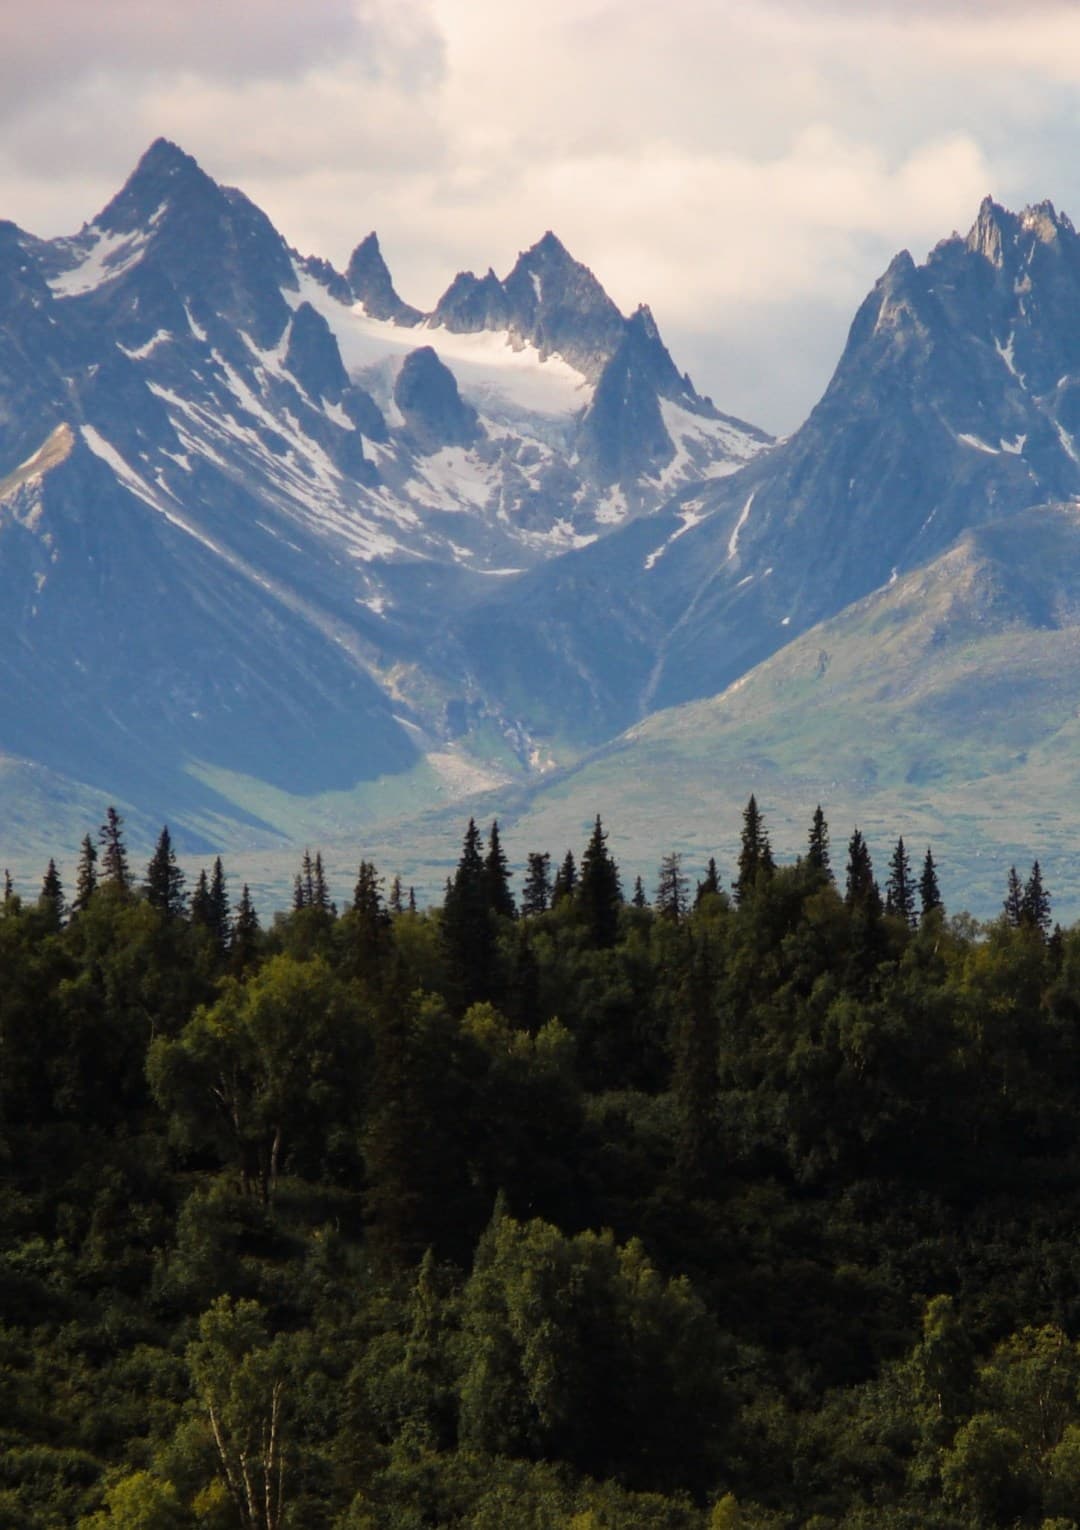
left=0, top=138, right=772, bottom=849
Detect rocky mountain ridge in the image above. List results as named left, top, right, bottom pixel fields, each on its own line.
left=0, top=138, right=768, bottom=851
left=444, top=194, right=1080, bottom=748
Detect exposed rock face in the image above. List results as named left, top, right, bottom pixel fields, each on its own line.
left=447, top=196, right=1080, bottom=742
left=0, top=139, right=768, bottom=844
left=346, top=232, right=423, bottom=325
left=394, top=346, right=481, bottom=452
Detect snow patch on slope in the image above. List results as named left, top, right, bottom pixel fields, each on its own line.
left=289, top=268, right=591, bottom=419
left=49, top=223, right=154, bottom=298
left=644, top=497, right=710, bottom=571
left=656, top=400, right=763, bottom=488
left=728, top=491, right=755, bottom=560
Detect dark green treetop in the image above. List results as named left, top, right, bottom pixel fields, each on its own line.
left=885, top=836, right=916, bottom=928
left=807, top=805, right=832, bottom=878
left=578, top=815, right=622, bottom=948
left=735, top=794, right=774, bottom=903
left=144, top=825, right=187, bottom=918
left=521, top=851, right=552, bottom=916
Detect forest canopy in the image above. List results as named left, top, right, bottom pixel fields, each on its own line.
left=1, top=804, right=1078, bottom=1529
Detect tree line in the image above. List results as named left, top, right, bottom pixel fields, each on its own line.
left=1, top=797, right=1079, bottom=1528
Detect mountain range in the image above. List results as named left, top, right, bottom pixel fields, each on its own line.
left=4, top=142, right=1080, bottom=915
left=0, top=138, right=767, bottom=857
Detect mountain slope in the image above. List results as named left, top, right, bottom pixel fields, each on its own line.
left=358, top=503, right=1080, bottom=921
left=0, top=139, right=770, bottom=852
left=448, top=197, right=1080, bottom=745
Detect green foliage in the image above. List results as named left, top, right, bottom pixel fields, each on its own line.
left=9, top=805, right=1080, bottom=1528
left=78, top=1470, right=190, bottom=1529
left=578, top=816, right=622, bottom=949
left=456, top=1210, right=727, bottom=1492
left=148, top=954, right=366, bottom=1200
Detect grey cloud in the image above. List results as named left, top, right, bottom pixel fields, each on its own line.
left=0, top=0, right=358, bottom=88
left=0, top=1, right=444, bottom=125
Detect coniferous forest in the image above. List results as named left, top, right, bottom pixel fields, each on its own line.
left=4, top=801, right=1080, bottom=1529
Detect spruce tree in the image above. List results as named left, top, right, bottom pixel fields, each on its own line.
left=845, top=829, right=881, bottom=915
left=349, top=860, right=389, bottom=981
left=39, top=859, right=64, bottom=926
left=192, top=869, right=213, bottom=927
left=301, top=849, right=315, bottom=908
left=208, top=857, right=231, bottom=948
left=695, top=857, right=720, bottom=906
left=521, top=852, right=552, bottom=916
left=1003, top=866, right=1024, bottom=927
left=389, top=876, right=404, bottom=916
left=231, top=883, right=260, bottom=969
left=353, top=860, right=384, bottom=922
left=919, top=847, right=942, bottom=922
left=735, top=795, right=774, bottom=903
left=578, top=815, right=622, bottom=948
left=807, top=806, right=832, bottom=878
left=551, top=850, right=577, bottom=905
left=408, top=886, right=417, bottom=914
left=483, top=820, right=516, bottom=919
left=885, top=836, right=916, bottom=928
left=1021, top=860, right=1052, bottom=937
left=632, top=875, right=648, bottom=909
left=2, top=869, right=11, bottom=906
left=144, top=825, right=186, bottom=918
left=655, top=852, right=688, bottom=922
left=312, top=852, right=329, bottom=914
left=73, top=834, right=97, bottom=914
left=442, top=817, right=495, bottom=1008
left=98, top=806, right=130, bottom=891
left=292, top=873, right=305, bottom=912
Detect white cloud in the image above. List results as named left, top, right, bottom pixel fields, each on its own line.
left=1, top=0, right=1080, bottom=430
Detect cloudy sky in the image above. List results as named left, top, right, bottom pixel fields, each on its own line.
left=3, top=0, right=1080, bottom=431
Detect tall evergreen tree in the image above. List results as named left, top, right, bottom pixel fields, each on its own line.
left=655, top=852, right=689, bottom=922
left=845, top=829, right=881, bottom=915
left=1021, top=860, right=1052, bottom=937
left=39, top=858, right=64, bottom=926
left=353, top=861, right=384, bottom=922
left=919, top=846, right=942, bottom=921
left=301, top=849, right=315, bottom=908
left=578, top=815, right=622, bottom=948
left=144, top=826, right=186, bottom=918
left=389, top=876, right=404, bottom=916
left=521, top=852, right=552, bottom=916
left=632, top=875, right=648, bottom=909
left=192, top=869, right=213, bottom=927
left=292, top=873, right=305, bottom=912
left=2, top=869, right=11, bottom=906
left=551, top=850, right=577, bottom=905
left=695, top=857, right=720, bottom=906
left=348, top=860, right=389, bottom=981
left=231, top=884, right=260, bottom=970
left=312, top=853, right=329, bottom=914
left=1003, top=866, right=1024, bottom=927
left=99, top=806, right=130, bottom=891
left=483, top=820, right=516, bottom=919
left=73, top=834, right=97, bottom=914
left=735, top=795, right=774, bottom=903
left=208, top=858, right=231, bottom=948
left=408, top=886, right=417, bottom=914
left=442, top=818, right=496, bottom=1007
left=807, top=806, right=832, bottom=878
left=885, top=836, right=916, bottom=928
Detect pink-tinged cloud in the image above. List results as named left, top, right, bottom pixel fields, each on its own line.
left=0, top=0, right=362, bottom=89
